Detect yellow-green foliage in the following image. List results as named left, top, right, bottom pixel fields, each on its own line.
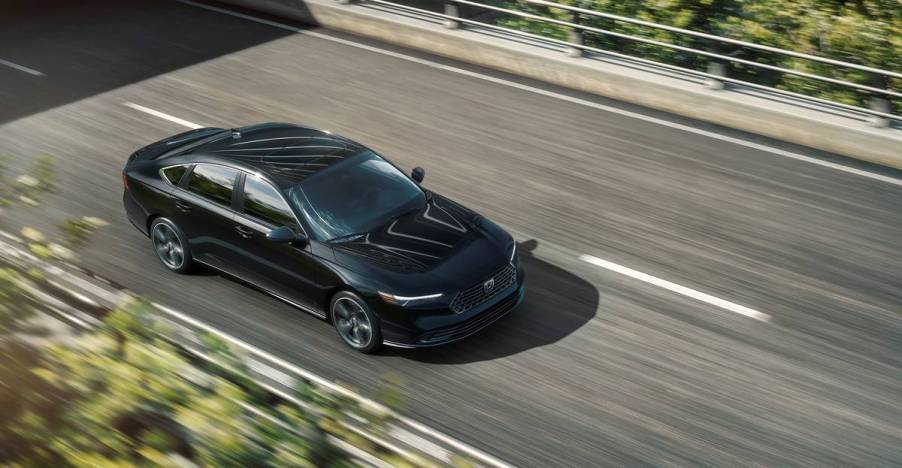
left=0, top=300, right=351, bottom=467
left=0, top=267, right=39, bottom=330
left=59, top=216, right=110, bottom=250
left=1, top=156, right=57, bottom=210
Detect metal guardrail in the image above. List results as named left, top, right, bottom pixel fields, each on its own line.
left=348, top=0, right=901, bottom=124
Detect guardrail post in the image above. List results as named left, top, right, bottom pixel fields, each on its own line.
left=567, top=12, right=583, bottom=58
left=444, top=2, right=460, bottom=29
left=868, top=76, right=891, bottom=128
left=868, top=96, right=890, bottom=128
left=706, top=61, right=726, bottom=90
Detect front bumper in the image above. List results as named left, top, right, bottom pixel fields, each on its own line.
left=376, top=267, right=526, bottom=348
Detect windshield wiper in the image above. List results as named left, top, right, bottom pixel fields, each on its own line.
left=328, top=232, right=368, bottom=243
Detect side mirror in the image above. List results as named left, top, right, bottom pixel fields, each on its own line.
left=267, top=226, right=308, bottom=247
left=411, top=166, right=425, bottom=183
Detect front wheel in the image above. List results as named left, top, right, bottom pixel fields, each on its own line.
left=150, top=218, right=193, bottom=273
left=331, top=291, right=382, bottom=353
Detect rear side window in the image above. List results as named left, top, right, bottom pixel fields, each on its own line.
left=242, top=175, right=297, bottom=228
left=161, top=165, right=188, bottom=185
left=187, top=164, right=238, bottom=206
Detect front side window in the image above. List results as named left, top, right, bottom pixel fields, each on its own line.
left=242, top=175, right=297, bottom=228
left=187, top=164, right=238, bottom=206
left=161, top=165, right=188, bottom=185
left=286, top=151, right=425, bottom=241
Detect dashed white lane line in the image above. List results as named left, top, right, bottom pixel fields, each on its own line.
left=0, top=58, right=44, bottom=76
left=123, top=102, right=203, bottom=129
left=176, top=0, right=902, bottom=188
left=580, top=254, right=771, bottom=321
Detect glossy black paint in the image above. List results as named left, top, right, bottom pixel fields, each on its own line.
left=411, top=166, right=425, bottom=183
left=123, top=123, right=525, bottom=347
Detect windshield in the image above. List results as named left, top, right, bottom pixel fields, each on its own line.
left=285, top=151, right=425, bottom=241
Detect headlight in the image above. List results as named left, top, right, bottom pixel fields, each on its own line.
left=378, top=291, right=443, bottom=306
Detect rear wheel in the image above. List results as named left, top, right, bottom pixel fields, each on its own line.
left=150, top=218, right=193, bottom=273
left=331, top=291, right=382, bottom=353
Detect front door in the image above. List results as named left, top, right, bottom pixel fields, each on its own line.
left=230, top=173, right=325, bottom=314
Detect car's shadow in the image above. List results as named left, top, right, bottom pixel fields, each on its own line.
left=383, top=239, right=598, bottom=364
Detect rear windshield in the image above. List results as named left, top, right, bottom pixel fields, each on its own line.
left=155, top=129, right=228, bottom=159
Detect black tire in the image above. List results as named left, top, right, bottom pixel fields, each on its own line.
left=330, top=291, right=383, bottom=353
left=149, top=217, right=194, bottom=274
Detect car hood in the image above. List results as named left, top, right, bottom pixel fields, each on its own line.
left=332, top=194, right=512, bottom=288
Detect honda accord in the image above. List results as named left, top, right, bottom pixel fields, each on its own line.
left=122, top=123, right=525, bottom=352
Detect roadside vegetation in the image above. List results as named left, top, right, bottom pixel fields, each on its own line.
left=495, top=0, right=900, bottom=108
left=0, top=296, right=367, bottom=466
left=0, top=157, right=449, bottom=467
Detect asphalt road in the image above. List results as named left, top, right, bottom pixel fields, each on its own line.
left=2, top=1, right=902, bottom=466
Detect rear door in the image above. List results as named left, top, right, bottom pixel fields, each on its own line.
left=172, top=163, right=242, bottom=270
left=230, top=172, right=326, bottom=313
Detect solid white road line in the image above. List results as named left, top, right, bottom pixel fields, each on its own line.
left=0, top=58, right=44, bottom=76
left=150, top=303, right=362, bottom=399
left=123, top=102, right=203, bottom=129
left=176, top=0, right=902, bottom=187
left=579, top=254, right=771, bottom=321
left=51, top=281, right=100, bottom=307
left=0, top=230, right=23, bottom=243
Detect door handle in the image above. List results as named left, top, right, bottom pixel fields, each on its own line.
left=175, top=201, right=192, bottom=212
left=234, top=225, right=254, bottom=238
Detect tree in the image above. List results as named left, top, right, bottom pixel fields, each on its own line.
left=495, top=0, right=900, bottom=108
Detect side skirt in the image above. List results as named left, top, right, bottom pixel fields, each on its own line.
left=382, top=340, right=419, bottom=349
left=193, top=258, right=328, bottom=320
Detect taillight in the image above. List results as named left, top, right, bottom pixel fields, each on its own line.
left=122, top=173, right=129, bottom=190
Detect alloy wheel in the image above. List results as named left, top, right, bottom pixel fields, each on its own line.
left=333, top=297, right=372, bottom=348
left=152, top=223, right=184, bottom=270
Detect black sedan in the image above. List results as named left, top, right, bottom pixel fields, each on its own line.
left=122, top=123, right=525, bottom=352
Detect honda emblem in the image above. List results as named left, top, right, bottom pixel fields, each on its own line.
left=483, top=277, right=495, bottom=294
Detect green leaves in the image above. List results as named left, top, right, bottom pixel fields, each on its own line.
left=0, top=297, right=360, bottom=467
left=495, top=0, right=900, bottom=107
left=0, top=267, right=40, bottom=331
left=0, top=155, right=57, bottom=210
left=59, top=216, right=110, bottom=251
left=0, top=240, right=423, bottom=466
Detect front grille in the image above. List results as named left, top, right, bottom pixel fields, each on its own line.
left=420, top=292, right=519, bottom=344
left=450, top=263, right=517, bottom=314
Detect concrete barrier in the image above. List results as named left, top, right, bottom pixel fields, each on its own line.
left=216, top=0, right=902, bottom=169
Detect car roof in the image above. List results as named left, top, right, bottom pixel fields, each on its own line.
left=188, top=123, right=366, bottom=188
